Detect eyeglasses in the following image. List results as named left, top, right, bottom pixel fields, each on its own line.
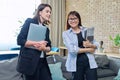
left=68, top=18, right=78, bottom=22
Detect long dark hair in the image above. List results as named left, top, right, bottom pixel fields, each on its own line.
left=33, top=3, right=52, bottom=25
left=66, top=11, right=82, bottom=30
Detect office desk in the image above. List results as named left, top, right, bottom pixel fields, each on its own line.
left=46, top=51, right=59, bottom=55
left=95, top=52, right=120, bottom=58
left=59, top=46, right=67, bottom=56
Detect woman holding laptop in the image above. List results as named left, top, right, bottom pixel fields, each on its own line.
left=62, top=11, right=99, bottom=80
left=17, top=3, right=52, bottom=80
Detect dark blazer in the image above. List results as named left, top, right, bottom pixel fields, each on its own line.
left=16, top=18, right=51, bottom=75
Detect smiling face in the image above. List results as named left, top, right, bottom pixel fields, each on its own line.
left=66, top=11, right=82, bottom=30
left=39, top=7, right=51, bottom=23
left=68, top=15, right=79, bottom=29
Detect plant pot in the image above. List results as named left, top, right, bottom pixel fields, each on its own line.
left=98, top=48, right=104, bottom=53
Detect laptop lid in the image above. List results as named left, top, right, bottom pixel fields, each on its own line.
left=27, top=23, right=47, bottom=41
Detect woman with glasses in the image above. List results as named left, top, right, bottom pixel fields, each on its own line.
left=62, top=11, right=99, bottom=80
left=17, top=3, right=52, bottom=80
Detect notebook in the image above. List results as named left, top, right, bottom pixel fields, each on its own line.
left=27, top=23, right=47, bottom=48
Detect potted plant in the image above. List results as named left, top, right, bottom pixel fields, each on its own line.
left=109, top=34, right=120, bottom=53
left=99, top=41, right=104, bottom=53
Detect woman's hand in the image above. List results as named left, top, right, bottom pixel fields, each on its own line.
left=87, top=48, right=96, bottom=53
left=33, top=41, right=47, bottom=48
left=34, top=41, right=51, bottom=52
left=33, top=41, right=47, bottom=51
left=83, top=40, right=92, bottom=48
left=35, top=43, right=46, bottom=51
left=83, top=40, right=97, bottom=49
left=78, top=40, right=96, bottom=54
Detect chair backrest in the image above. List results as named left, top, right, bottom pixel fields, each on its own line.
left=51, top=47, right=59, bottom=52
left=0, top=54, right=18, bottom=60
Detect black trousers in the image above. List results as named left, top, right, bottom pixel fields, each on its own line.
left=73, top=54, right=97, bottom=80
left=24, top=58, right=52, bottom=80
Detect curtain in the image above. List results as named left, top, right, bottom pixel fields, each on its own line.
left=41, top=0, right=66, bottom=47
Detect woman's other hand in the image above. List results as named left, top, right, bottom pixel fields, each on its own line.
left=86, top=48, right=95, bottom=53
left=83, top=40, right=92, bottom=48
left=33, top=41, right=47, bottom=48
left=83, top=40, right=97, bottom=49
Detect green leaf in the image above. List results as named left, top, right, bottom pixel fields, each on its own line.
left=109, top=34, right=120, bottom=47
left=109, top=35, right=113, bottom=40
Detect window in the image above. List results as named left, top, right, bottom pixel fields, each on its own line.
left=0, top=0, right=40, bottom=50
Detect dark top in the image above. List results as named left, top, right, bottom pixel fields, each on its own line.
left=76, top=32, right=89, bottom=65
left=77, top=32, right=85, bottom=48
left=16, top=18, right=51, bottom=75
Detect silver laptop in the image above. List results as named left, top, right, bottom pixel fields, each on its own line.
left=27, top=23, right=47, bottom=41
left=85, top=27, right=94, bottom=42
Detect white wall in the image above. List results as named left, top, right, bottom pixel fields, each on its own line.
left=0, top=0, right=41, bottom=50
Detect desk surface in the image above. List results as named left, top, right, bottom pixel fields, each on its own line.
left=59, top=46, right=120, bottom=58
left=46, top=51, right=59, bottom=55
left=59, top=46, right=67, bottom=49
left=95, top=52, right=120, bottom=58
